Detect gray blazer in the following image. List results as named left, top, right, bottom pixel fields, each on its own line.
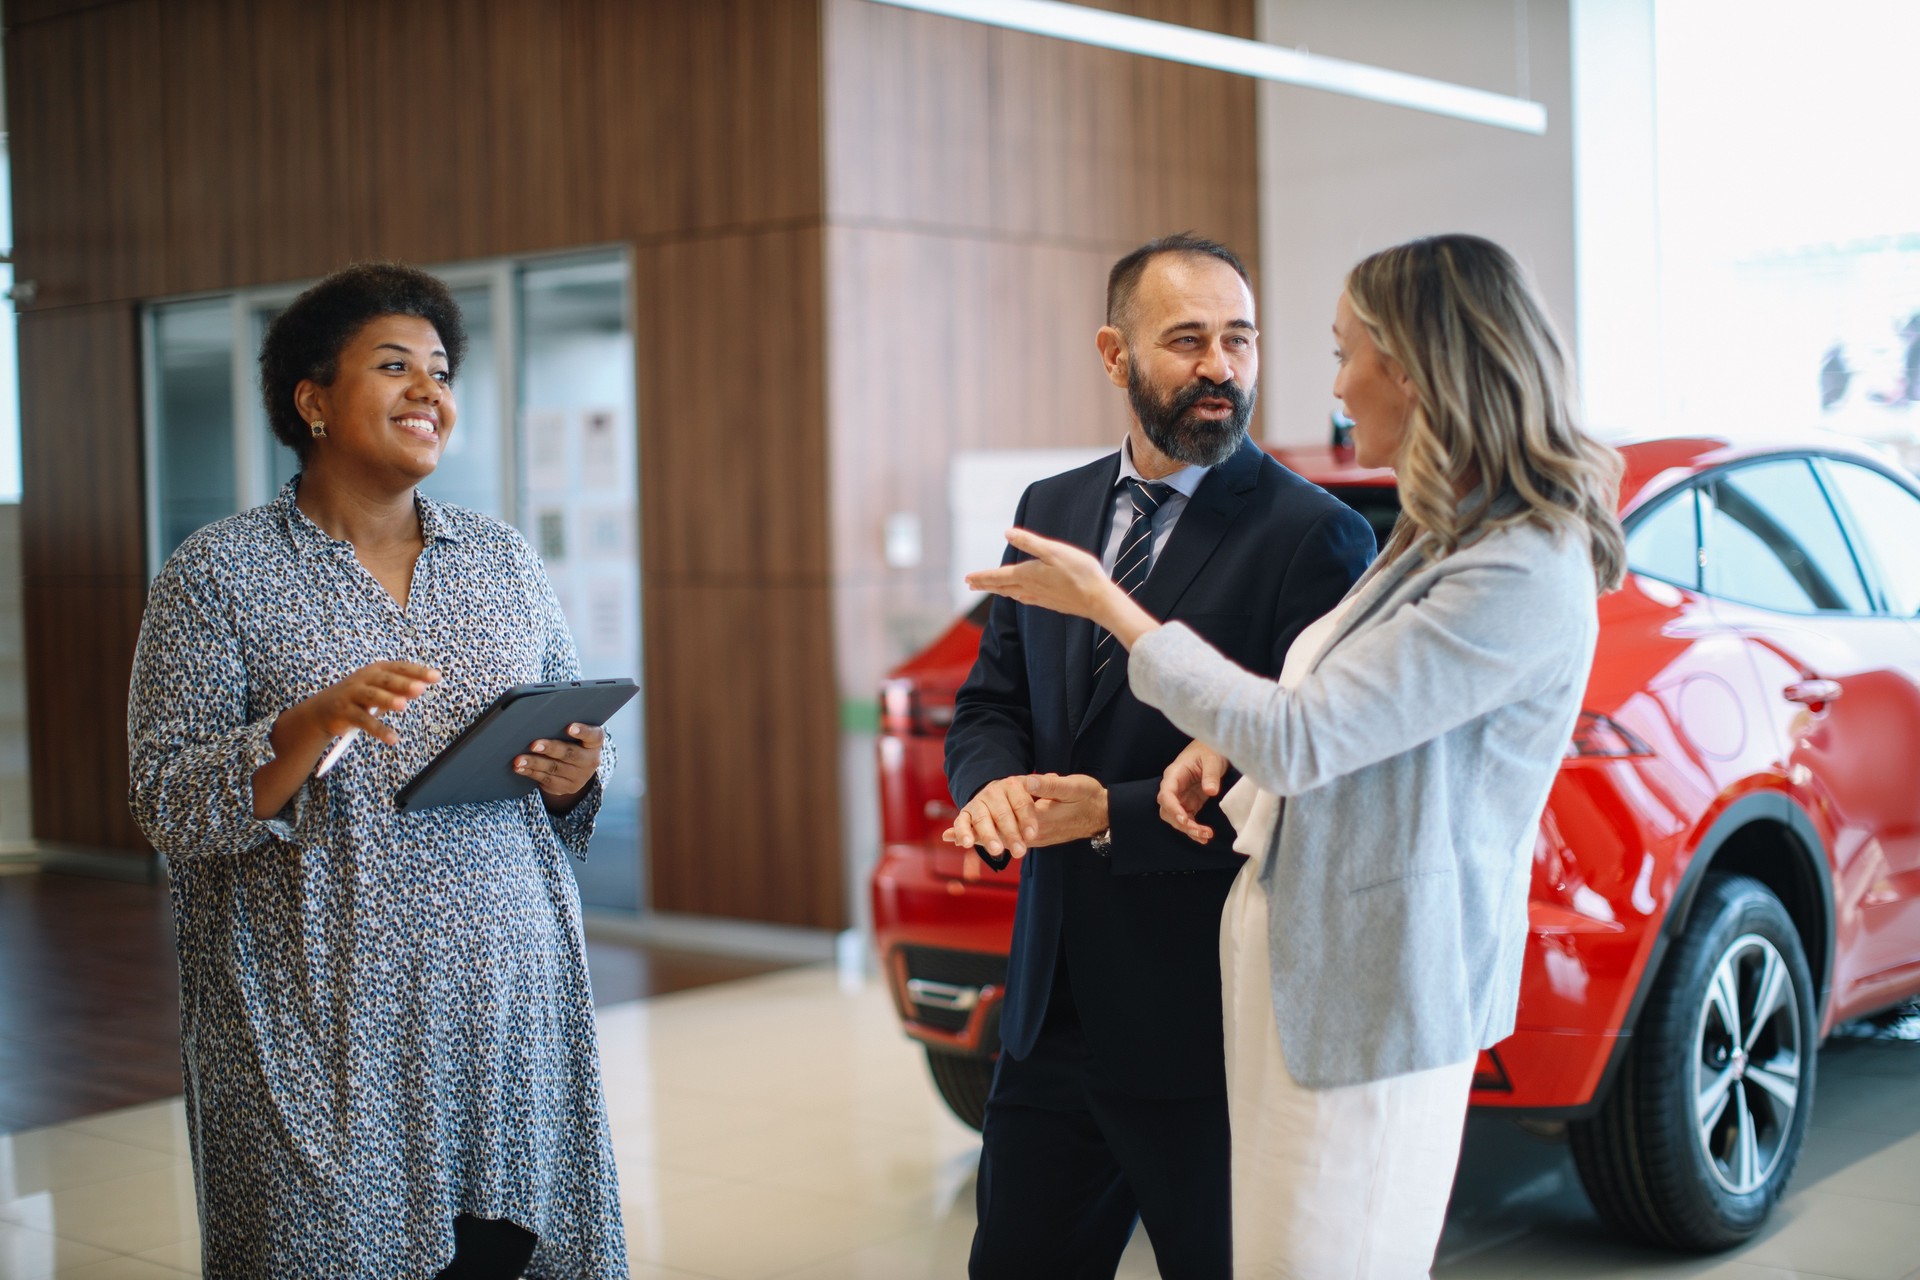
left=1130, top=516, right=1599, bottom=1088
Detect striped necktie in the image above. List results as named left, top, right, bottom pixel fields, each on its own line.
left=1093, top=477, right=1173, bottom=678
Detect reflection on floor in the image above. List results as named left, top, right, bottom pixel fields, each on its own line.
left=4, top=967, right=1920, bottom=1279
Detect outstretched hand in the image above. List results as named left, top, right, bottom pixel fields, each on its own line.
left=966, top=529, right=1163, bottom=651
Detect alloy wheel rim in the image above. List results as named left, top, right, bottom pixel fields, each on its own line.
left=1692, top=932, right=1804, bottom=1195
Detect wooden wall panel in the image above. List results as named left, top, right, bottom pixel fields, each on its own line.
left=6, top=1, right=169, bottom=308
left=826, top=0, right=1258, bottom=250
left=11, top=0, right=828, bottom=306
left=633, top=228, right=830, bottom=585
left=16, top=307, right=146, bottom=584
left=824, top=227, right=1120, bottom=690
left=10, top=0, right=841, bottom=927
left=17, top=304, right=150, bottom=858
left=4, top=0, right=123, bottom=31
left=9, top=0, right=1259, bottom=927
left=22, top=580, right=149, bottom=854
left=576, top=0, right=826, bottom=239
left=643, top=583, right=841, bottom=927
left=632, top=226, right=837, bottom=921
left=822, top=0, right=1263, bottom=696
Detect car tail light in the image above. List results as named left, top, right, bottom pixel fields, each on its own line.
left=879, top=678, right=962, bottom=845
left=1472, top=1048, right=1513, bottom=1092
left=881, top=679, right=955, bottom=737
left=1565, top=710, right=1654, bottom=759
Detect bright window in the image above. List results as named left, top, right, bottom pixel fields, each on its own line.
left=1655, top=0, right=1920, bottom=455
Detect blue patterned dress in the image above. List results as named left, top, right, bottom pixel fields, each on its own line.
left=128, top=479, right=629, bottom=1279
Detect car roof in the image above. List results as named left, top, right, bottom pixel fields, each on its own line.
left=1607, top=432, right=1914, bottom=514
left=1271, top=433, right=1913, bottom=515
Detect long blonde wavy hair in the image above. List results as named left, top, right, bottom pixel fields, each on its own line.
left=1344, top=235, right=1625, bottom=592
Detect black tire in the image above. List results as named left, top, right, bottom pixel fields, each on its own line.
left=925, top=1047, right=994, bottom=1131
left=1571, top=873, right=1816, bottom=1250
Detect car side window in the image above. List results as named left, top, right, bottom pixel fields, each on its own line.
left=1820, top=460, right=1920, bottom=616
left=1703, top=460, right=1872, bottom=614
left=1625, top=487, right=1700, bottom=589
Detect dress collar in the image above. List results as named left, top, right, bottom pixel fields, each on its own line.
left=276, top=475, right=462, bottom=557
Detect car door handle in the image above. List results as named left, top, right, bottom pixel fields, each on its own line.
left=1783, top=679, right=1843, bottom=709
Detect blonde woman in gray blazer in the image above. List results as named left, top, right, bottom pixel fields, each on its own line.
left=967, top=235, right=1626, bottom=1278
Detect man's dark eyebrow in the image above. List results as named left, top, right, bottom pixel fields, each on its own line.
left=1159, top=318, right=1257, bottom=337
left=373, top=342, right=448, bottom=360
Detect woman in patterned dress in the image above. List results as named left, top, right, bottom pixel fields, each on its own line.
left=128, top=263, right=629, bottom=1279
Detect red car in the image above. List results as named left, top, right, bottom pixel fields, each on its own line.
left=871, top=436, right=1920, bottom=1249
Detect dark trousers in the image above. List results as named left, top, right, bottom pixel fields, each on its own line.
left=968, top=954, right=1231, bottom=1280
left=433, top=1215, right=538, bottom=1280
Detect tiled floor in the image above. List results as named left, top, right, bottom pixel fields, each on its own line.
left=0, top=868, right=793, bottom=1134
left=4, top=967, right=1920, bottom=1279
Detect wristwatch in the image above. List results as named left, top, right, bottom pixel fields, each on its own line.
left=1090, top=828, right=1113, bottom=855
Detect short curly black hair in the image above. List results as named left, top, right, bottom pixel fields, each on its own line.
left=259, top=262, right=468, bottom=461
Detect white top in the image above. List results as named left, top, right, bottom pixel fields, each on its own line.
left=1218, top=592, right=1361, bottom=858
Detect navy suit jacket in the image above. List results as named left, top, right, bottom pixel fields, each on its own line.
left=945, top=437, right=1375, bottom=1099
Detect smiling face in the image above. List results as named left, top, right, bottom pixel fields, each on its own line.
left=1332, top=291, right=1414, bottom=470
left=1099, top=254, right=1258, bottom=472
left=295, top=314, right=455, bottom=487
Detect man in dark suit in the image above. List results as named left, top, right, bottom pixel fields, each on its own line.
left=945, top=234, right=1374, bottom=1279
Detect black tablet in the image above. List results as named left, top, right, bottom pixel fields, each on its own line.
left=394, top=678, right=639, bottom=815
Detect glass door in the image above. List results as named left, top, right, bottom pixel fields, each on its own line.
left=516, top=254, right=644, bottom=914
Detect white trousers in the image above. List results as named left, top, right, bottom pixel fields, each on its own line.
left=1221, top=858, right=1473, bottom=1279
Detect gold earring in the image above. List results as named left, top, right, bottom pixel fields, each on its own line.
left=309, top=420, right=326, bottom=438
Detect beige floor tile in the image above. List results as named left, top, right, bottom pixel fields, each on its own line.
left=0, top=1219, right=114, bottom=1279
left=63, top=1104, right=191, bottom=1160
left=1437, top=1235, right=1767, bottom=1279
left=1739, top=1190, right=1920, bottom=1279
left=0, top=1126, right=183, bottom=1200
left=604, top=1088, right=787, bottom=1149
left=625, top=1179, right=924, bottom=1280
left=1807, top=1071, right=1920, bottom=1138
left=1808, top=1130, right=1920, bottom=1205
left=647, top=1113, right=899, bottom=1182
left=53, top=1257, right=196, bottom=1279
left=0, top=1163, right=199, bottom=1256
left=762, top=1213, right=976, bottom=1280
left=132, top=1234, right=202, bottom=1275
left=751, top=1136, right=979, bottom=1213
left=610, top=1162, right=733, bottom=1212
left=1796, top=1123, right=1913, bottom=1187
left=22, top=968, right=1920, bottom=1280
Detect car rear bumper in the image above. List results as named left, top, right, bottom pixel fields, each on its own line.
left=1472, top=1028, right=1627, bottom=1114
left=871, top=842, right=1017, bottom=1057
left=871, top=829, right=1662, bottom=1112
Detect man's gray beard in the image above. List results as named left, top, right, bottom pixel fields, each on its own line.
left=1129, top=367, right=1255, bottom=468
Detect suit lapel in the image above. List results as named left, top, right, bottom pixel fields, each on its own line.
left=1074, top=438, right=1259, bottom=739
left=1059, top=454, right=1123, bottom=734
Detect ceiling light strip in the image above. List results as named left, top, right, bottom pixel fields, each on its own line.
left=863, top=0, right=1548, bottom=135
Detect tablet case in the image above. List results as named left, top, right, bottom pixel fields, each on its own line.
left=394, top=678, right=639, bottom=814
